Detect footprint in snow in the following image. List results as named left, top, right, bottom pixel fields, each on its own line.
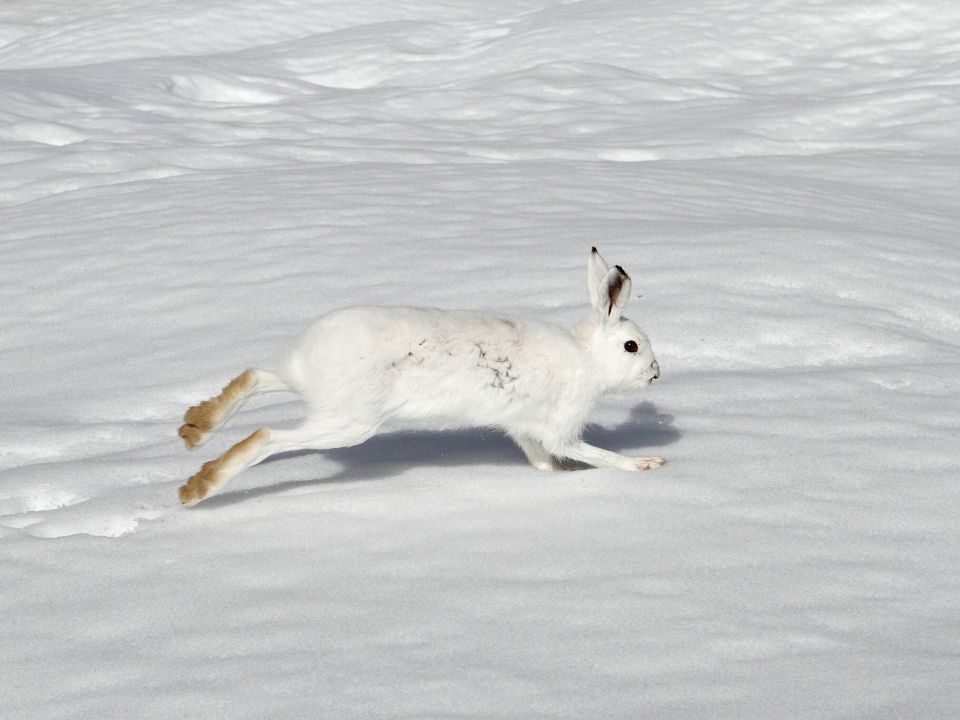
left=0, top=487, right=167, bottom=540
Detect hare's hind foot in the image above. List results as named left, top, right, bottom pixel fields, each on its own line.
left=179, top=427, right=270, bottom=506
left=179, top=369, right=259, bottom=450
left=179, top=459, right=218, bottom=506
left=179, top=419, right=379, bottom=506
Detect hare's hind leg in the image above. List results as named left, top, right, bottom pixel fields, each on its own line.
left=179, top=369, right=288, bottom=450
left=179, top=418, right=378, bottom=506
left=179, top=427, right=271, bottom=506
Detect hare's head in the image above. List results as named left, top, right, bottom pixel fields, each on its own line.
left=579, top=247, right=660, bottom=393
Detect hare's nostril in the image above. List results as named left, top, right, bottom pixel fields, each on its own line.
left=651, top=360, right=660, bottom=379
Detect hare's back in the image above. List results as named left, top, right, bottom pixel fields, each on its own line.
left=280, top=306, right=562, bottom=421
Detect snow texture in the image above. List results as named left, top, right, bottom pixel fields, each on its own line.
left=2, top=0, right=959, bottom=717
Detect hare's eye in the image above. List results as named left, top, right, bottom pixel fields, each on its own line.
left=624, top=340, right=638, bottom=353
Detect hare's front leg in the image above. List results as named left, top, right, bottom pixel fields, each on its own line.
left=510, top=434, right=566, bottom=472
left=552, top=440, right=664, bottom=472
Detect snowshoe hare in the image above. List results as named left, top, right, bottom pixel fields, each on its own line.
left=178, top=247, right=663, bottom=506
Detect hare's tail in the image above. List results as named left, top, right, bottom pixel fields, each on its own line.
left=178, top=368, right=290, bottom=450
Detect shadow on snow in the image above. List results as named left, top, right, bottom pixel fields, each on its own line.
left=197, top=402, right=680, bottom=509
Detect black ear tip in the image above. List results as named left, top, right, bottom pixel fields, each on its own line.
left=591, top=246, right=598, bottom=254
left=614, top=264, right=629, bottom=278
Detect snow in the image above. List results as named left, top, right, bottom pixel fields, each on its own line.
left=2, top=0, right=959, bottom=716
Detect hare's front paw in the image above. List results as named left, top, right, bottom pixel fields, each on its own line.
left=635, top=456, right=665, bottom=471
left=531, top=459, right=571, bottom=472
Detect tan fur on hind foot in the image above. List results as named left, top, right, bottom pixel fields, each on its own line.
left=179, top=428, right=270, bottom=506
left=178, top=423, right=206, bottom=450
left=178, top=369, right=257, bottom=450
left=179, top=459, right=221, bottom=506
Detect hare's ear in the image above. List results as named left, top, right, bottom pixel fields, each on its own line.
left=595, top=265, right=632, bottom=323
left=587, top=247, right=611, bottom=306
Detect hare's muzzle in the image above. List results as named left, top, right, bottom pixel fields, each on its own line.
left=650, top=360, right=660, bottom=380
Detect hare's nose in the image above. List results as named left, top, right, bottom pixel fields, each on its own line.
left=651, top=360, right=660, bottom=380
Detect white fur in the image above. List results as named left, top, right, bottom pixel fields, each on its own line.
left=180, top=248, right=663, bottom=505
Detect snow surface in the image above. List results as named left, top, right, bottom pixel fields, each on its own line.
left=2, top=0, right=960, bottom=717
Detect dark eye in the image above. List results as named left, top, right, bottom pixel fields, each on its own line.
left=624, top=340, right=638, bottom=353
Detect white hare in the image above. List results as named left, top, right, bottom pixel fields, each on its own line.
left=178, top=247, right=664, bottom=506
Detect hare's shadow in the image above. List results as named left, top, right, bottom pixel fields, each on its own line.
left=199, top=402, right=680, bottom=509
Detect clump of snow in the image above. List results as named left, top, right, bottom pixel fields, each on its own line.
left=2, top=0, right=959, bottom=717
